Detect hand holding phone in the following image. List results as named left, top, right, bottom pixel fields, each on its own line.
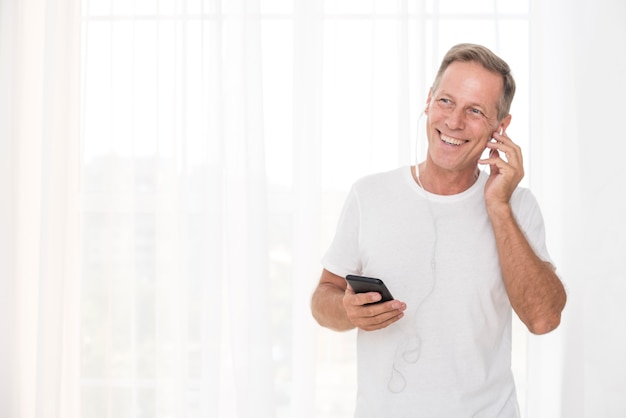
left=343, top=274, right=405, bottom=331
left=345, top=275, right=394, bottom=304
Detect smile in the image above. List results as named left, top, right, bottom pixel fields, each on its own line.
left=440, top=132, right=468, bottom=146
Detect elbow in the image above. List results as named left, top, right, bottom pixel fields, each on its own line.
left=527, top=313, right=562, bottom=335
left=527, top=287, right=567, bottom=335
left=527, top=296, right=566, bottom=335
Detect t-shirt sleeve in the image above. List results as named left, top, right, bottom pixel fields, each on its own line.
left=511, top=188, right=555, bottom=267
left=321, top=185, right=363, bottom=278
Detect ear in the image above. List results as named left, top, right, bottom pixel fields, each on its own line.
left=424, top=88, right=433, bottom=115
left=498, top=114, right=512, bottom=134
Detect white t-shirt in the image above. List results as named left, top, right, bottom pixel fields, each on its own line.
left=322, top=166, right=553, bottom=418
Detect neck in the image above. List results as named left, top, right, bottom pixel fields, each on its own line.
left=413, top=162, right=480, bottom=195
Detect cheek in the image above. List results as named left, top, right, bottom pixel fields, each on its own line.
left=426, top=112, right=444, bottom=131
left=468, top=128, right=491, bottom=152
left=479, top=119, right=499, bottom=137
left=472, top=123, right=496, bottom=142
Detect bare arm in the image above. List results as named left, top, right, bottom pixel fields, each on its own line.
left=310, top=269, right=406, bottom=332
left=481, top=130, right=566, bottom=334
left=488, top=204, right=566, bottom=334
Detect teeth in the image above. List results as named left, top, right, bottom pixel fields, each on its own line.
left=441, top=134, right=466, bottom=146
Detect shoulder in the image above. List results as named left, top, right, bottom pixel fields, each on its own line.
left=510, top=186, right=546, bottom=228
left=511, top=186, right=540, bottom=210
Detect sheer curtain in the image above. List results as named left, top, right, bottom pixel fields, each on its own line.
left=77, top=1, right=533, bottom=416
left=79, top=0, right=276, bottom=416
left=528, top=0, right=626, bottom=417
left=0, top=0, right=82, bottom=417
left=6, top=0, right=626, bottom=417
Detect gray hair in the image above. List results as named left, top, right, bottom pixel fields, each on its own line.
left=431, top=43, right=516, bottom=121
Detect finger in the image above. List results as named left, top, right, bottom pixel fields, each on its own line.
left=350, top=291, right=382, bottom=306
left=486, top=138, right=512, bottom=153
left=344, top=290, right=381, bottom=316
left=489, top=148, right=500, bottom=175
left=491, top=132, right=522, bottom=158
left=479, top=151, right=512, bottom=175
left=349, top=300, right=406, bottom=329
left=478, top=146, right=500, bottom=165
left=492, top=130, right=513, bottom=143
left=484, top=156, right=523, bottom=183
left=358, top=309, right=405, bottom=331
left=485, top=140, right=521, bottom=166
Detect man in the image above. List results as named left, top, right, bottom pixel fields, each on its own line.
left=310, top=44, right=567, bottom=417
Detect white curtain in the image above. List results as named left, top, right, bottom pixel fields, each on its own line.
left=0, top=0, right=82, bottom=417
left=528, top=0, right=626, bottom=417
left=78, top=0, right=278, bottom=416
left=4, top=0, right=626, bottom=417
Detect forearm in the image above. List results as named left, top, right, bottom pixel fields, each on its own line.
left=488, top=204, right=567, bottom=334
left=311, top=282, right=356, bottom=332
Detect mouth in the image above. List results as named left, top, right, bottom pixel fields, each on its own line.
left=439, top=132, right=468, bottom=146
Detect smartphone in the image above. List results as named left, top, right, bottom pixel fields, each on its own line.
left=345, top=275, right=394, bottom=304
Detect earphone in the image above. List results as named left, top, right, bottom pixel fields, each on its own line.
left=388, top=108, right=502, bottom=393
left=387, top=111, right=439, bottom=394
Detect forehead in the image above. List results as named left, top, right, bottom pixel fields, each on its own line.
left=435, top=61, right=503, bottom=110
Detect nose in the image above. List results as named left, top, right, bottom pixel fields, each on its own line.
left=445, top=107, right=465, bottom=130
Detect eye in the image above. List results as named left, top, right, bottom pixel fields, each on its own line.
left=468, top=108, right=485, bottom=118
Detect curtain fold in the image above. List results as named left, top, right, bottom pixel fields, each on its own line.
left=0, top=0, right=82, bottom=417
left=10, top=0, right=626, bottom=416
left=218, top=0, right=274, bottom=415
left=529, top=1, right=626, bottom=417
left=527, top=2, right=580, bottom=417
left=290, top=0, right=324, bottom=415
left=79, top=0, right=274, bottom=416
left=0, top=1, right=17, bottom=414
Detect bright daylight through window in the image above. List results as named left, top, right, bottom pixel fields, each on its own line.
left=80, top=0, right=529, bottom=416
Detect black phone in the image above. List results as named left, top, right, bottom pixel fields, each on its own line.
left=345, top=275, right=394, bottom=304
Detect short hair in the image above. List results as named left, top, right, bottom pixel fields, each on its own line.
left=431, top=43, right=516, bottom=121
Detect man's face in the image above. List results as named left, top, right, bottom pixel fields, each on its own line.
left=425, top=61, right=510, bottom=176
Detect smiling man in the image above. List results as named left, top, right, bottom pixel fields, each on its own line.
left=311, top=44, right=566, bottom=417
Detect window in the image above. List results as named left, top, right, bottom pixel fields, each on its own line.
left=80, top=1, right=530, bottom=416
